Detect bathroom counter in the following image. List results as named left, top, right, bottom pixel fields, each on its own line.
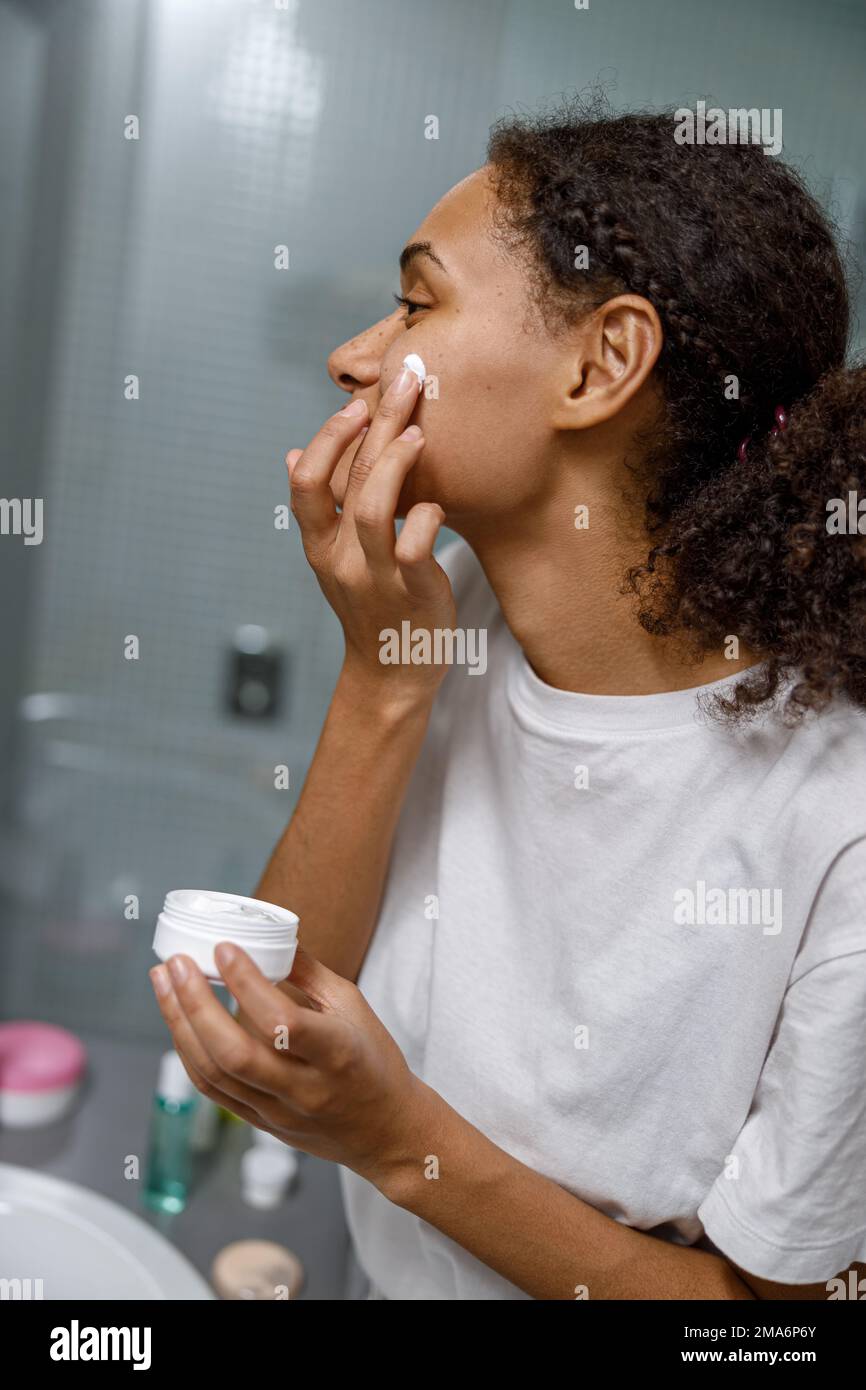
left=0, top=1030, right=352, bottom=1299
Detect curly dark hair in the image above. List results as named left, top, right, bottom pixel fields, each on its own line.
left=487, top=95, right=866, bottom=723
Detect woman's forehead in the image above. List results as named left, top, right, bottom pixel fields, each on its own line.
left=404, top=168, right=510, bottom=285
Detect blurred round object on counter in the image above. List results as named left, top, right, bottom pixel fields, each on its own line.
left=211, top=1239, right=304, bottom=1300
left=0, top=1021, right=87, bottom=1127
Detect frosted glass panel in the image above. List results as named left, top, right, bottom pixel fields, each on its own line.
left=1, top=0, right=863, bottom=1041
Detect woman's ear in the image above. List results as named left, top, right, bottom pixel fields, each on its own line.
left=550, top=294, right=663, bottom=430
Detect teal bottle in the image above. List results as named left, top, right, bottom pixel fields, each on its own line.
left=143, top=1049, right=198, bottom=1214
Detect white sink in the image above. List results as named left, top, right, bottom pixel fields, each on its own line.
left=0, top=1163, right=214, bottom=1299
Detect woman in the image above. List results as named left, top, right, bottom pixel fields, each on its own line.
left=150, top=101, right=866, bottom=1300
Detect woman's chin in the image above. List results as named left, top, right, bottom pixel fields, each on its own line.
left=394, top=470, right=446, bottom=518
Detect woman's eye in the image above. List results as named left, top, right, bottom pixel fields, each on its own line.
left=392, top=292, right=428, bottom=320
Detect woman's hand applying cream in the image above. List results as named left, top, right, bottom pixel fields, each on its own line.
left=287, top=366, right=457, bottom=701
left=250, top=367, right=458, bottom=985
left=149, top=942, right=427, bottom=1189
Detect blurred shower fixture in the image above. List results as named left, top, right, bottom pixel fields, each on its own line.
left=226, top=624, right=284, bottom=719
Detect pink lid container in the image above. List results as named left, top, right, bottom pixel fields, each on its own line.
left=0, top=1022, right=87, bottom=1093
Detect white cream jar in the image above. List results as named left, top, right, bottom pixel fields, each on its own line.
left=153, top=890, right=299, bottom=985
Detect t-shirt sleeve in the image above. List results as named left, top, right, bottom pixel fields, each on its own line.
left=696, top=838, right=866, bottom=1284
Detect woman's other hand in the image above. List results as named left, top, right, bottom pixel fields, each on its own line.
left=149, top=945, right=426, bottom=1190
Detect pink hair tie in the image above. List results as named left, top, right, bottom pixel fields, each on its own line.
left=737, top=404, right=788, bottom=460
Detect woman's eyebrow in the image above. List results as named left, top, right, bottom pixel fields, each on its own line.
left=399, top=241, right=449, bottom=276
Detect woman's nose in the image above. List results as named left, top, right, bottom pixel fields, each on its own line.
left=327, top=311, right=403, bottom=394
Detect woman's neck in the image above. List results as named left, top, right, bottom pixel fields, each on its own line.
left=453, top=498, right=758, bottom=697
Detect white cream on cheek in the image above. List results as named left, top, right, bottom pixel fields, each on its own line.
left=403, top=352, right=426, bottom=383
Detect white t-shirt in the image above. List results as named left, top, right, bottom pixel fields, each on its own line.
left=339, top=538, right=866, bottom=1299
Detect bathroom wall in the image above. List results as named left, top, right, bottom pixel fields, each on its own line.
left=0, top=0, right=51, bottom=819
left=1, top=0, right=864, bottom=1042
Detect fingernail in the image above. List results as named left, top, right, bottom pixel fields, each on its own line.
left=215, top=942, right=237, bottom=969
left=150, top=966, right=170, bottom=997
left=390, top=368, right=420, bottom=397
left=168, top=955, right=188, bottom=985
left=339, top=398, right=368, bottom=417
left=399, top=425, right=423, bottom=441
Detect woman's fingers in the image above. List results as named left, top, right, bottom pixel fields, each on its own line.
left=289, top=400, right=369, bottom=551
left=174, top=1046, right=282, bottom=1136
left=342, top=367, right=421, bottom=511
left=352, top=427, right=426, bottom=573
left=150, top=962, right=277, bottom=1110
left=394, top=502, right=447, bottom=600
left=154, top=954, right=337, bottom=1130
left=217, top=944, right=355, bottom=1074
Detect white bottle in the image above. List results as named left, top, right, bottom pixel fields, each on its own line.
left=240, top=1129, right=299, bottom=1209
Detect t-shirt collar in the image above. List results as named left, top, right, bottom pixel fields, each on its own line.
left=505, top=639, right=766, bottom=735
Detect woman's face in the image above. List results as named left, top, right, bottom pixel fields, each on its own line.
left=326, top=166, right=567, bottom=525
